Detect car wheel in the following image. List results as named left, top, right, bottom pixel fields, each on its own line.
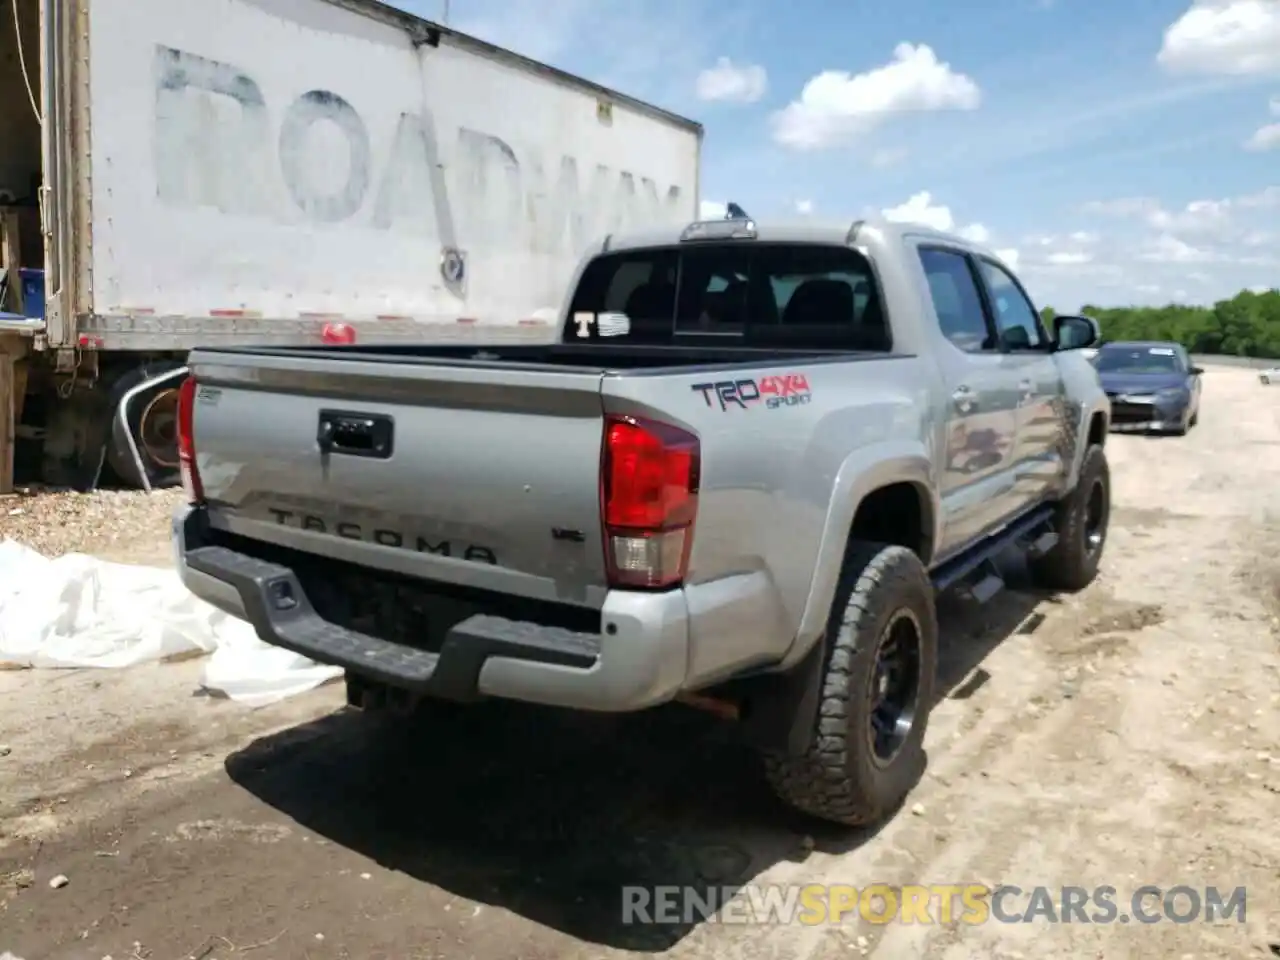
left=763, top=542, right=937, bottom=827
left=1029, top=444, right=1110, bottom=592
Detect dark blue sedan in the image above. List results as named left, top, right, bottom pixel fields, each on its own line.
left=1093, top=341, right=1203, bottom=435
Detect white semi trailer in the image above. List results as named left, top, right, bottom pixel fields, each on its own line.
left=0, top=0, right=701, bottom=488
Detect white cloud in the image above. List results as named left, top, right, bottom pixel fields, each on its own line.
left=439, top=0, right=719, bottom=101
left=869, top=147, right=909, bottom=168
left=1157, top=0, right=1280, bottom=75
left=795, top=199, right=814, bottom=215
left=1238, top=185, right=1280, bottom=207
left=695, top=57, right=767, bottom=103
left=882, top=191, right=958, bottom=231
left=880, top=191, right=1011, bottom=262
left=1082, top=186, right=1279, bottom=241
left=1139, top=234, right=1220, bottom=263
left=1015, top=231, right=1098, bottom=273
left=1022, top=186, right=1280, bottom=308
left=699, top=199, right=727, bottom=219
left=1047, top=251, right=1093, bottom=265
left=772, top=43, right=980, bottom=150
left=1242, top=93, right=1280, bottom=148
left=1081, top=197, right=1164, bottom=218
left=1245, top=122, right=1280, bottom=149
left=995, top=248, right=1021, bottom=268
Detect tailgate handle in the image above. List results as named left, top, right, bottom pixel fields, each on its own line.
left=317, top=410, right=394, bottom=459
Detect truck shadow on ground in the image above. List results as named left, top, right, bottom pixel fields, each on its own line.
left=224, top=563, right=1050, bottom=952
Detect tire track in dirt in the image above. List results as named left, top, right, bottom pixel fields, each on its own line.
left=781, top=591, right=1153, bottom=960
left=661, top=579, right=1150, bottom=960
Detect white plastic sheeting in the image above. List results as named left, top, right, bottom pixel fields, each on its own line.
left=0, top=539, right=340, bottom=706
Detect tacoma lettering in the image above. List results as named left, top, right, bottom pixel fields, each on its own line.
left=266, top=509, right=498, bottom=564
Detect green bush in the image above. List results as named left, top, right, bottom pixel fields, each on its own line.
left=1039, top=288, right=1280, bottom=359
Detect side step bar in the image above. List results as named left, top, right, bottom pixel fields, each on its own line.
left=957, top=561, right=1004, bottom=604
left=931, top=504, right=1056, bottom=603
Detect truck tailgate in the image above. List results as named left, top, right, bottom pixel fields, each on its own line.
left=186, top=352, right=609, bottom=606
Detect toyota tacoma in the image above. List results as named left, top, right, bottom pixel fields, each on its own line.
left=172, top=216, right=1111, bottom=826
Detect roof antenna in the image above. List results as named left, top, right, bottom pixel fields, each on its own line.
left=725, top=202, right=749, bottom=220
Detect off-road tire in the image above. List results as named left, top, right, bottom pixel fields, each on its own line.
left=1029, top=443, right=1110, bottom=591
left=763, top=542, right=937, bottom=827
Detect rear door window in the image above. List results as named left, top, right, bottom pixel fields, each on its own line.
left=566, top=243, right=891, bottom=350
left=974, top=258, right=1046, bottom=350
left=917, top=248, right=995, bottom=353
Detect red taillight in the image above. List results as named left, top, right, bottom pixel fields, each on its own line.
left=601, top=415, right=700, bottom=589
left=177, top=376, right=203, bottom=504
left=321, top=322, right=356, bottom=345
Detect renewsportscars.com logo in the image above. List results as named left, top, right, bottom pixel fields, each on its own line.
left=620, top=883, right=1248, bottom=926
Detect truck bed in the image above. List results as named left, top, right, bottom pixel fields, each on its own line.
left=196, top=341, right=881, bottom=373
left=180, top=341, right=894, bottom=617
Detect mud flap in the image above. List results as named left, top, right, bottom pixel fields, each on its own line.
left=736, top=637, right=826, bottom=756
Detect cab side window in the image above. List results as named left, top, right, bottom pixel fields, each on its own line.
left=918, top=248, right=994, bottom=353
left=976, top=258, right=1045, bottom=350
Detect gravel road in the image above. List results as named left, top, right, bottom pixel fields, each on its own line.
left=1, top=366, right=1277, bottom=960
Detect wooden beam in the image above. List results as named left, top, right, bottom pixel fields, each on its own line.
left=0, top=209, right=22, bottom=316
left=0, top=350, right=13, bottom=494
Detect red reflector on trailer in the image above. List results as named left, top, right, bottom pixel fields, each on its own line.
left=321, top=322, right=356, bottom=344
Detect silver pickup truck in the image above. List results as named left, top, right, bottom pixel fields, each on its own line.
left=172, top=217, right=1111, bottom=826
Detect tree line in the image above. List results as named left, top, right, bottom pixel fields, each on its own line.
left=1040, top=286, right=1280, bottom=359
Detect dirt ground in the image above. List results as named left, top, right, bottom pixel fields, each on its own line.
left=1, top=365, right=1278, bottom=960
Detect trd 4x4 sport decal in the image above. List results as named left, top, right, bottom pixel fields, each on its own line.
left=690, top=374, right=812, bottom=411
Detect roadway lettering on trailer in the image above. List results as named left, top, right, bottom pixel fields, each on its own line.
left=151, top=45, right=685, bottom=256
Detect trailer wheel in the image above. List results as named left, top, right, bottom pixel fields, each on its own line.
left=106, top=361, right=187, bottom=489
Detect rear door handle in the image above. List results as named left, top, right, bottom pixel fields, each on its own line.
left=317, top=409, right=395, bottom=459
left=953, top=385, right=976, bottom=413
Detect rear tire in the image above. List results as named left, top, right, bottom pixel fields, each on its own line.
left=1029, top=443, right=1110, bottom=591
left=763, top=543, right=937, bottom=827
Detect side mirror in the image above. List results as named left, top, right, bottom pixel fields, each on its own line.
left=1189, top=366, right=1204, bottom=376
left=1053, top=314, right=1099, bottom=351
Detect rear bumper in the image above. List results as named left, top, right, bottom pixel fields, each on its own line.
left=172, top=506, right=691, bottom=711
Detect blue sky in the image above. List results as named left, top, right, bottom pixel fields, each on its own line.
left=395, top=0, right=1280, bottom=311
